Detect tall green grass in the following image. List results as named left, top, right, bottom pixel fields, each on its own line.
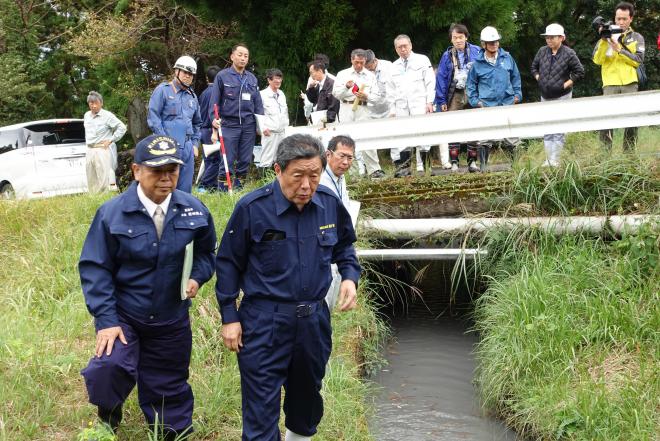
left=507, top=157, right=659, bottom=215
left=0, top=187, right=382, bottom=441
left=472, top=224, right=659, bottom=440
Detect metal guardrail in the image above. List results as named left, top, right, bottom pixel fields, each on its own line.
left=286, top=90, right=660, bottom=151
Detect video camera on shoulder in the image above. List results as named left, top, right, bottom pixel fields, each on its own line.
left=592, top=16, right=623, bottom=39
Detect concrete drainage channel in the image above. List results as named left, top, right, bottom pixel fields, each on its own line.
left=358, top=215, right=657, bottom=440
left=364, top=259, right=518, bottom=440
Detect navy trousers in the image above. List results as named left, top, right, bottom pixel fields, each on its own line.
left=200, top=151, right=220, bottom=190
left=218, top=123, right=256, bottom=182
left=176, top=145, right=195, bottom=193
left=237, top=299, right=332, bottom=441
left=81, top=313, right=194, bottom=434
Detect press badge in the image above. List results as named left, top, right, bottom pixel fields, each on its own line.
left=242, top=92, right=251, bottom=100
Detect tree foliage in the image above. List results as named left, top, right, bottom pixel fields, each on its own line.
left=0, top=0, right=657, bottom=127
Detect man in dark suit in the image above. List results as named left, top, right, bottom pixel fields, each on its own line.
left=305, top=60, right=340, bottom=123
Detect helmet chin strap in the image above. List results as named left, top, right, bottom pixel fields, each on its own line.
left=175, top=70, right=192, bottom=88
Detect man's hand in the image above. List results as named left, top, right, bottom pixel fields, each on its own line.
left=184, top=279, right=200, bottom=299
left=337, top=280, right=357, bottom=311
left=607, top=34, right=621, bottom=52
left=534, top=74, right=540, bottom=81
left=563, top=79, right=574, bottom=89
left=425, top=103, right=434, bottom=114
left=441, top=104, right=448, bottom=112
left=345, top=80, right=355, bottom=89
left=95, top=326, right=127, bottom=358
left=211, top=129, right=218, bottom=143
left=101, top=140, right=112, bottom=149
left=222, top=322, right=243, bottom=352
left=193, top=146, right=199, bottom=158
left=355, top=91, right=368, bottom=101
left=514, top=96, right=520, bottom=104
left=212, top=118, right=221, bottom=129
left=263, top=128, right=271, bottom=137
left=388, top=112, right=396, bottom=118
left=477, top=102, right=484, bottom=108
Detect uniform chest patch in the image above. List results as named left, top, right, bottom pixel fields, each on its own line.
left=181, top=207, right=204, bottom=217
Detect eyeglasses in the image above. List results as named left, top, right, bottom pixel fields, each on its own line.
left=330, top=151, right=354, bottom=162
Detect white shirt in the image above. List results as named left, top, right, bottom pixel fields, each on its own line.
left=387, top=51, right=435, bottom=112
left=137, top=183, right=171, bottom=218
left=332, top=66, right=379, bottom=103
left=320, top=166, right=350, bottom=208
left=83, top=108, right=127, bottom=146
left=368, top=59, right=394, bottom=118
left=259, top=87, right=289, bottom=133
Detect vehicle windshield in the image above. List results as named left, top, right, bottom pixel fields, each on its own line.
left=23, top=122, right=86, bottom=147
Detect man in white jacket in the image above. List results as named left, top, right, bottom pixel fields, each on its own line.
left=387, top=34, right=435, bottom=177
left=333, top=49, right=384, bottom=179
left=258, top=69, right=289, bottom=173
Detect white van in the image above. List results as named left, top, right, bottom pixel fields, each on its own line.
left=0, top=119, right=115, bottom=199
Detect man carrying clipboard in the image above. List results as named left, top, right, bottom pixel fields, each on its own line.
left=78, top=135, right=216, bottom=440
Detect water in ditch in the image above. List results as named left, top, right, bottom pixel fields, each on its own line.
left=369, top=261, right=520, bottom=440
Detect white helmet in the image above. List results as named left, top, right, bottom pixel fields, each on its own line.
left=174, top=56, right=197, bottom=75
left=480, top=26, right=501, bottom=42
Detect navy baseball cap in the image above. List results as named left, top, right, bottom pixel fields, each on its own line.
left=134, top=135, right=184, bottom=167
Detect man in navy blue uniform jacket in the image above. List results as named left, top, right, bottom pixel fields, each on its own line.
left=216, top=134, right=361, bottom=441
left=210, top=44, right=264, bottom=191
left=78, top=135, right=216, bottom=440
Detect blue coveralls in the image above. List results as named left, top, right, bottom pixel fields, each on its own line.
left=209, top=67, right=264, bottom=188
left=216, top=180, right=361, bottom=441
left=79, top=182, right=216, bottom=435
left=197, top=84, right=220, bottom=190
left=148, top=82, right=202, bottom=193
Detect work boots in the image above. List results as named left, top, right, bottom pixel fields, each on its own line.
left=233, top=174, right=247, bottom=190
left=394, top=151, right=412, bottom=177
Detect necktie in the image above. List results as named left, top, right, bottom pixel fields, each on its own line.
left=153, top=206, right=165, bottom=240
left=403, top=59, right=408, bottom=70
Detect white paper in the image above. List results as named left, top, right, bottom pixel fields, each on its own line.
left=347, top=199, right=360, bottom=229
left=180, top=241, right=194, bottom=300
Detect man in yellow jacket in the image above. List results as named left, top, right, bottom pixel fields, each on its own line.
left=593, top=1, right=645, bottom=151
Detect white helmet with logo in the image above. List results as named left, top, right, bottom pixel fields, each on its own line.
left=174, top=56, right=197, bottom=75
left=480, top=26, right=501, bottom=42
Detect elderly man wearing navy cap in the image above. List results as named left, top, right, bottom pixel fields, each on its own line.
left=78, top=134, right=217, bottom=439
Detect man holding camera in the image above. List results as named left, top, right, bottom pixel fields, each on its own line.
left=593, top=2, right=645, bottom=152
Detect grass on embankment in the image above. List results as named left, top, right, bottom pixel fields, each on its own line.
left=0, top=187, right=382, bottom=441
left=472, top=223, right=659, bottom=441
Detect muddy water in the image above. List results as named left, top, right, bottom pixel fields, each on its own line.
left=370, top=262, right=519, bottom=440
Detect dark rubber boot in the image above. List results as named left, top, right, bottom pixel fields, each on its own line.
left=233, top=174, right=247, bottom=190
left=449, top=144, right=460, bottom=166
left=419, top=151, right=431, bottom=172
left=394, top=150, right=412, bottom=177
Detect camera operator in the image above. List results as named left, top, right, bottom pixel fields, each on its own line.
left=592, top=2, right=645, bottom=152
